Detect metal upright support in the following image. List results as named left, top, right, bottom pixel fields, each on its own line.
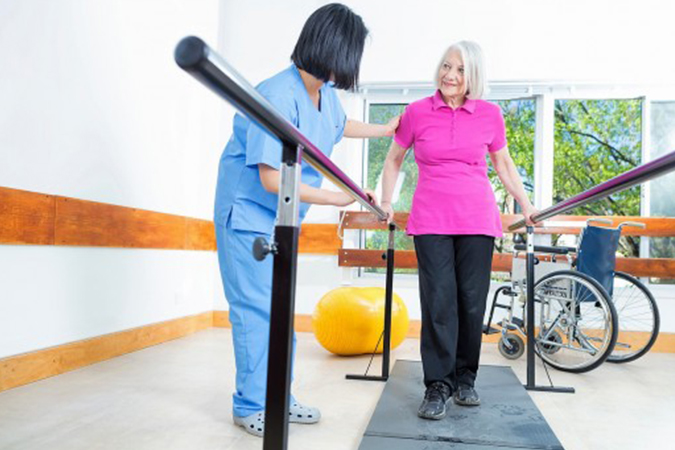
left=382, top=222, right=396, bottom=379
left=525, top=226, right=536, bottom=388
left=523, top=226, right=575, bottom=394
left=346, top=222, right=396, bottom=382
left=263, top=142, right=302, bottom=450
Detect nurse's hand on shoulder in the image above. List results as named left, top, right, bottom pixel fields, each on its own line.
left=384, top=115, right=401, bottom=137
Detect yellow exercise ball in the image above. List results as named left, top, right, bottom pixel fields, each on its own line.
left=312, top=287, right=409, bottom=356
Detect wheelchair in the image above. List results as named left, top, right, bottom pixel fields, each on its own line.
left=485, top=219, right=661, bottom=373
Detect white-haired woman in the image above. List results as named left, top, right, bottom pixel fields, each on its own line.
left=381, top=41, right=536, bottom=420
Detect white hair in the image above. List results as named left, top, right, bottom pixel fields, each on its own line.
left=436, top=40, right=487, bottom=100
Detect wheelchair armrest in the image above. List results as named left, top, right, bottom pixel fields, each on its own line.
left=513, top=244, right=576, bottom=255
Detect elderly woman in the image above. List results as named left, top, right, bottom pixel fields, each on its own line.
left=381, top=41, right=536, bottom=420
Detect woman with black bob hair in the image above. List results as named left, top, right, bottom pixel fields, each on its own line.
left=214, top=3, right=398, bottom=438
left=291, top=3, right=367, bottom=90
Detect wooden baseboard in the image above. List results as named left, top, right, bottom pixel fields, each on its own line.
left=214, top=310, right=675, bottom=352
left=213, top=310, right=316, bottom=332
left=2, top=310, right=673, bottom=393
left=0, top=312, right=213, bottom=393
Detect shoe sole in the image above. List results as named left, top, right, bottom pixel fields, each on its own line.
left=234, top=421, right=265, bottom=437
left=417, top=409, right=447, bottom=420
left=453, top=397, right=480, bottom=407
left=233, top=414, right=265, bottom=437
left=289, top=417, right=320, bottom=424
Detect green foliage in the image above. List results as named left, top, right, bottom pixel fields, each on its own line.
left=553, top=99, right=642, bottom=256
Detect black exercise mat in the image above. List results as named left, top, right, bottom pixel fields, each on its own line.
left=359, top=360, right=563, bottom=450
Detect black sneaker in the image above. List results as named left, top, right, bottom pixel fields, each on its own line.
left=453, top=385, right=480, bottom=406
left=417, top=381, right=451, bottom=420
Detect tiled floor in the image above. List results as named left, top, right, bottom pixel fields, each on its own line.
left=0, top=328, right=673, bottom=450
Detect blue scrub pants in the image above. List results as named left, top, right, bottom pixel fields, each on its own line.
left=216, top=220, right=296, bottom=418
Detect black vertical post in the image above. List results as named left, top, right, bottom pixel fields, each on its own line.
left=263, top=143, right=302, bottom=450
left=346, top=222, right=396, bottom=382
left=525, top=226, right=536, bottom=388
left=381, top=223, right=396, bottom=379
left=523, top=226, right=574, bottom=393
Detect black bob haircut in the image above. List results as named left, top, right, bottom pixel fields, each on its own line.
left=291, top=3, right=368, bottom=91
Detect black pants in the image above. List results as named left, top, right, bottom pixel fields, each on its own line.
left=414, top=234, right=495, bottom=391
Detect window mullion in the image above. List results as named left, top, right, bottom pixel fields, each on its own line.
left=534, top=93, right=555, bottom=245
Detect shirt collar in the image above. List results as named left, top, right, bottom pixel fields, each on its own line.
left=432, top=90, right=476, bottom=114
left=290, top=64, right=328, bottom=92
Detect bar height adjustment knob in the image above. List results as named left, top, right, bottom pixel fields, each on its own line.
left=252, top=237, right=277, bottom=261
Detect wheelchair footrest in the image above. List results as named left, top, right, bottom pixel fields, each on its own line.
left=496, top=317, right=524, bottom=331
left=483, top=324, right=501, bottom=335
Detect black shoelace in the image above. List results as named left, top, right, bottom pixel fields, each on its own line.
left=425, top=383, right=448, bottom=402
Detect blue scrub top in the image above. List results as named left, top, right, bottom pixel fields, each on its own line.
left=214, top=64, right=347, bottom=234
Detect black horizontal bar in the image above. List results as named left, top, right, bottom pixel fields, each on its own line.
left=510, top=150, right=675, bottom=231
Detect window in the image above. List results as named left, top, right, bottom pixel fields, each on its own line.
left=359, top=89, right=672, bottom=287
left=553, top=99, right=643, bottom=256
left=648, top=101, right=675, bottom=283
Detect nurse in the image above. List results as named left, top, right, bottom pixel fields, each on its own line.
left=214, top=4, right=397, bottom=437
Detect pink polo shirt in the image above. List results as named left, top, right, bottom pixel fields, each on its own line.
left=394, top=90, right=506, bottom=238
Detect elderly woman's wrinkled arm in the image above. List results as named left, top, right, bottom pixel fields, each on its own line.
left=380, top=140, right=409, bottom=222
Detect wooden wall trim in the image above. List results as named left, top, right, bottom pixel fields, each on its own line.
left=54, top=196, right=190, bottom=249
left=0, top=186, right=217, bottom=250
left=3, top=186, right=672, bottom=256
left=0, top=312, right=214, bottom=393
left=0, top=186, right=338, bottom=253
left=298, top=224, right=341, bottom=254
left=0, top=187, right=55, bottom=245
left=213, top=310, right=675, bottom=352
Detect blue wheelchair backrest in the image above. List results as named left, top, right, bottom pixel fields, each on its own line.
left=576, top=225, right=621, bottom=297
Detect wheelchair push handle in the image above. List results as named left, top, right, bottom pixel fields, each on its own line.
left=586, top=218, right=613, bottom=226
left=618, top=221, right=646, bottom=231
left=587, top=218, right=647, bottom=232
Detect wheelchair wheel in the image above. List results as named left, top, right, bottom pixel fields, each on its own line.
left=607, top=272, right=660, bottom=363
left=498, top=333, right=524, bottom=360
left=532, top=270, right=618, bottom=373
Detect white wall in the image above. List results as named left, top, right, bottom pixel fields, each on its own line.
left=0, top=0, right=223, bottom=358
left=217, top=0, right=675, bottom=86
